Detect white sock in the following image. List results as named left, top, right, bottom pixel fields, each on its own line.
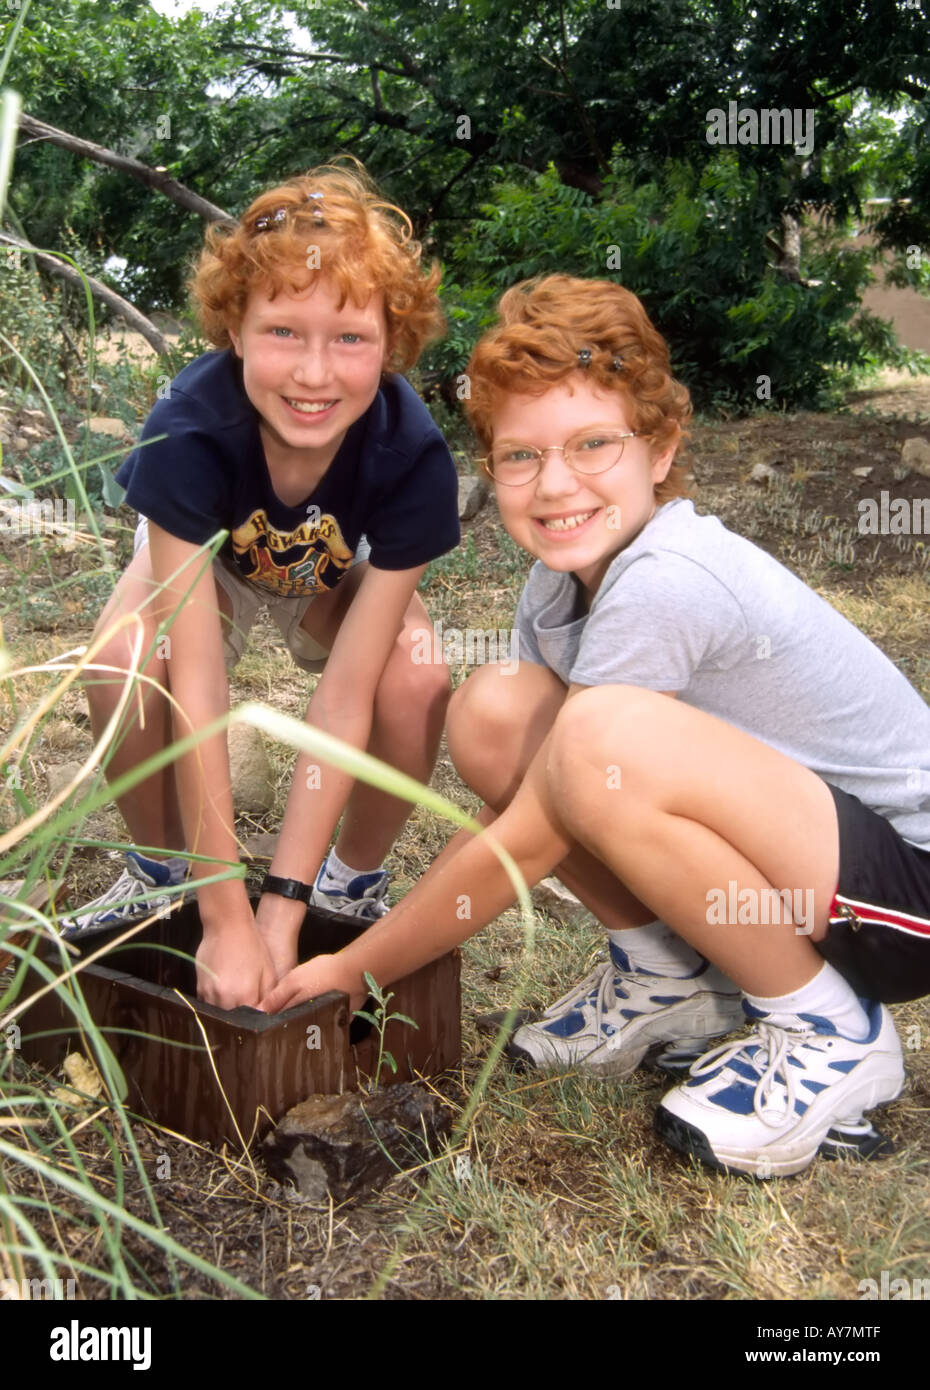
left=607, top=921, right=706, bottom=978
left=744, top=960, right=870, bottom=1041
left=321, top=848, right=384, bottom=888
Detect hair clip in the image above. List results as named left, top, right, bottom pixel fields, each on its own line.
left=610, top=354, right=625, bottom=372
left=254, top=207, right=288, bottom=232
left=253, top=194, right=326, bottom=233
left=577, top=348, right=592, bottom=367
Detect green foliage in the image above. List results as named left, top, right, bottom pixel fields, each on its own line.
left=424, top=156, right=903, bottom=414
left=353, top=971, right=419, bottom=1089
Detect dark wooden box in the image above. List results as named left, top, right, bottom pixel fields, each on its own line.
left=19, top=901, right=461, bottom=1147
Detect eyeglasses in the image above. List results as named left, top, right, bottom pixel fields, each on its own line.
left=479, top=429, right=642, bottom=486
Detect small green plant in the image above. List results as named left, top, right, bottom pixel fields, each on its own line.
left=352, top=971, right=420, bottom=1088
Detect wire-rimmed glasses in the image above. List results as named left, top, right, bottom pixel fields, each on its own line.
left=479, top=428, right=642, bottom=486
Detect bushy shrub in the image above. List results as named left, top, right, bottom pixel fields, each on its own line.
left=426, top=153, right=913, bottom=417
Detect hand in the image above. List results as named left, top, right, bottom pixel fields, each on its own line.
left=195, top=912, right=277, bottom=1009
left=259, top=952, right=363, bottom=1014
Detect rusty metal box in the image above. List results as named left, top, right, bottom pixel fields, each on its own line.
left=19, top=901, right=461, bottom=1147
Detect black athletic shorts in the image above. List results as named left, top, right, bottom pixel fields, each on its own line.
left=817, top=783, right=930, bottom=1004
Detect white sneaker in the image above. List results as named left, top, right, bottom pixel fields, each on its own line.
left=506, top=943, right=744, bottom=1078
left=59, top=850, right=189, bottom=939
left=654, top=999, right=905, bottom=1178
left=309, top=857, right=391, bottom=921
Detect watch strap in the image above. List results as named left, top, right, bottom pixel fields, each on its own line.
left=261, top=874, right=313, bottom=904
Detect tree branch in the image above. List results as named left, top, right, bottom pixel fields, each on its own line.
left=0, top=232, right=170, bottom=357
left=18, top=114, right=231, bottom=223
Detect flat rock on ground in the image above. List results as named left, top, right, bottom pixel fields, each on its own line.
left=262, top=1083, right=454, bottom=1204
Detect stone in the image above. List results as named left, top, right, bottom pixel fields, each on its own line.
left=531, top=876, right=591, bottom=926
left=16, top=425, right=44, bottom=443
left=852, top=466, right=873, bottom=480
left=86, top=417, right=134, bottom=440
left=228, top=722, right=275, bottom=815
left=262, top=1083, right=454, bottom=1203
left=748, top=462, right=778, bottom=485
left=901, top=437, right=930, bottom=479
left=52, top=1052, right=105, bottom=1108
left=46, top=760, right=89, bottom=799
left=458, top=475, right=488, bottom=521
left=241, top=831, right=279, bottom=861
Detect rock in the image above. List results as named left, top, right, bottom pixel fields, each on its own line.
left=748, top=462, right=778, bottom=485
left=901, top=437, right=930, bottom=479
left=46, top=760, right=89, bottom=798
left=262, top=1083, right=454, bottom=1203
left=852, top=466, right=873, bottom=480
left=86, top=417, right=134, bottom=441
left=16, top=425, right=44, bottom=443
left=531, top=876, right=591, bottom=926
left=19, top=409, right=47, bottom=427
left=52, top=1051, right=105, bottom=1107
left=12, top=435, right=32, bottom=453
left=241, top=831, right=279, bottom=861
left=228, top=722, right=275, bottom=814
left=458, top=475, right=488, bottom=521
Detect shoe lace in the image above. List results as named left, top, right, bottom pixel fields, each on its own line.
left=67, top=861, right=174, bottom=929
left=689, top=1020, right=829, bottom=1130
left=540, top=957, right=615, bottom=1019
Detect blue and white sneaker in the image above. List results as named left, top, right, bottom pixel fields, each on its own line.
left=654, top=999, right=905, bottom=1178
left=59, top=850, right=189, bottom=940
left=505, top=941, right=744, bottom=1078
left=310, top=856, right=391, bottom=921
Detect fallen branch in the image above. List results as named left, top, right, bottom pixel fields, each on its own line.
left=18, top=113, right=231, bottom=223
left=0, top=232, right=169, bottom=357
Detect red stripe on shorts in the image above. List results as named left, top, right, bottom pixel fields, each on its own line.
left=829, top=892, right=930, bottom=938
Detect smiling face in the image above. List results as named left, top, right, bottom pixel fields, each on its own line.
left=227, top=277, right=388, bottom=474
left=489, top=376, right=679, bottom=597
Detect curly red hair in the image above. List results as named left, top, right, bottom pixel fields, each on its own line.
left=189, top=158, right=444, bottom=373
left=464, top=275, right=693, bottom=504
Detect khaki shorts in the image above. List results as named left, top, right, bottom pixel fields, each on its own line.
left=133, top=516, right=371, bottom=674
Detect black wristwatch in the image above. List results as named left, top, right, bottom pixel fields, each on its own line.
left=261, top=874, right=313, bottom=904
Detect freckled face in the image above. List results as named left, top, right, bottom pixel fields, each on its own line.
left=489, top=377, right=678, bottom=596
left=227, top=278, right=388, bottom=472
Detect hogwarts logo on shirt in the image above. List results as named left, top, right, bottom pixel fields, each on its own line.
left=231, top=509, right=355, bottom=595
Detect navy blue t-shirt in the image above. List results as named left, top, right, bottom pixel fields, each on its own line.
left=116, top=350, right=460, bottom=597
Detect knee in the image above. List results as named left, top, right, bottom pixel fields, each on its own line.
left=447, top=662, right=564, bottom=795
left=82, top=617, right=161, bottom=711
left=548, top=685, right=667, bottom=813
left=375, top=636, right=450, bottom=724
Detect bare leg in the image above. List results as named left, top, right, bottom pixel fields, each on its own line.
left=83, top=545, right=232, bottom=856
left=547, top=686, right=840, bottom=995
left=431, top=662, right=657, bottom=929
left=294, top=572, right=450, bottom=868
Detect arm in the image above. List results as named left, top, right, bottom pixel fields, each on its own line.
left=254, top=562, right=426, bottom=968
left=147, top=523, right=275, bottom=1007
left=260, top=722, right=576, bottom=1012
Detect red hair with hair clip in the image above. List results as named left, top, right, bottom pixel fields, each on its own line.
left=464, top=275, right=693, bottom=504
left=189, top=157, right=444, bottom=374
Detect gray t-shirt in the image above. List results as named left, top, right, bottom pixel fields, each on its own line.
left=515, top=498, right=930, bottom=849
